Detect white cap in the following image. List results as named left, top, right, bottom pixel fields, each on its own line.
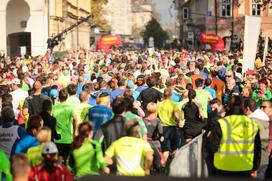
left=42, top=141, right=58, bottom=154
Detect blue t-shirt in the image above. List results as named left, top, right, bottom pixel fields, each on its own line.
left=110, top=89, right=125, bottom=103
left=88, top=105, right=113, bottom=135
left=135, top=86, right=148, bottom=93
left=76, top=83, right=84, bottom=98
left=204, top=87, right=216, bottom=99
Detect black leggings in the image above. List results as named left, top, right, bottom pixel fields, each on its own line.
left=56, top=143, right=71, bottom=163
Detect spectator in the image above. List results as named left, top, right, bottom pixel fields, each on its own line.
left=252, top=78, right=272, bottom=106
left=207, top=96, right=261, bottom=178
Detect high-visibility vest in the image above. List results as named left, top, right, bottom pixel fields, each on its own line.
left=214, top=115, right=258, bottom=171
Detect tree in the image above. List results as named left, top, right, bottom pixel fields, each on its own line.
left=91, top=0, right=109, bottom=31
left=142, top=18, right=169, bottom=48
left=262, top=0, right=272, bottom=8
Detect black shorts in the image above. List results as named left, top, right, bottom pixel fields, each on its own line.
left=161, top=126, right=183, bottom=152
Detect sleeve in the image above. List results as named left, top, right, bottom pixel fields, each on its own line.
left=23, top=97, right=30, bottom=109
left=138, top=118, right=148, bottom=135
left=157, top=120, right=163, bottom=135
left=252, top=130, right=261, bottom=171
left=93, top=141, right=107, bottom=169
left=137, top=92, right=143, bottom=102
left=206, top=122, right=222, bottom=154
left=143, top=141, right=154, bottom=154
left=62, top=165, right=73, bottom=181
left=68, top=153, right=75, bottom=170
left=104, top=141, right=116, bottom=158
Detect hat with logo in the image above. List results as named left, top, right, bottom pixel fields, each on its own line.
left=9, top=78, right=21, bottom=85
left=42, top=141, right=58, bottom=154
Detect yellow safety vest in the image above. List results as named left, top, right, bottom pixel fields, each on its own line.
left=214, top=115, right=258, bottom=171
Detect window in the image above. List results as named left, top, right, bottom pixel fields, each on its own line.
left=183, top=7, right=189, bottom=19
left=222, top=0, right=232, bottom=17
left=252, top=0, right=262, bottom=16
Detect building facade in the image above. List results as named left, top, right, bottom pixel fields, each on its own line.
left=106, top=0, right=133, bottom=36
left=0, top=0, right=49, bottom=57
left=175, top=0, right=272, bottom=47
left=0, top=0, right=92, bottom=57
left=49, top=0, right=92, bottom=51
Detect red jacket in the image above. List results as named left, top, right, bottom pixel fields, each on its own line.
left=29, top=164, right=73, bottom=181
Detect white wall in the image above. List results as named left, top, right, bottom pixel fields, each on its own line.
left=0, top=0, right=48, bottom=56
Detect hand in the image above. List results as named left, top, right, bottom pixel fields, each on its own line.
left=160, top=136, right=164, bottom=142
left=103, top=167, right=110, bottom=174
left=178, top=121, right=183, bottom=128
left=250, top=170, right=257, bottom=178
left=145, top=170, right=150, bottom=176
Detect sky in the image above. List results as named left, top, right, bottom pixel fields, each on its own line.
left=151, top=0, right=176, bottom=25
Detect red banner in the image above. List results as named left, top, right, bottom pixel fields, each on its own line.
left=199, top=34, right=224, bottom=51
left=96, top=35, right=122, bottom=51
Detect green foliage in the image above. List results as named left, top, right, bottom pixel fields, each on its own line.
left=142, top=18, right=169, bottom=48
left=91, top=0, right=109, bottom=30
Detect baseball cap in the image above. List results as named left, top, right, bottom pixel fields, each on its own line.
left=246, top=69, right=254, bottom=75
left=126, top=80, right=135, bottom=88
left=42, top=141, right=58, bottom=154
left=9, top=78, right=21, bottom=85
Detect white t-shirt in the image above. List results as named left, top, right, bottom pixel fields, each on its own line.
left=10, top=89, right=29, bottom=118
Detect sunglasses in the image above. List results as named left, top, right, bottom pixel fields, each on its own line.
left=261, top=105, right=268, bottom=109
left=226, top=75, right=232, bottom=78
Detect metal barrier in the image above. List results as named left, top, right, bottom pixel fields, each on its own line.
left=169, top=131, right=208, bottom=178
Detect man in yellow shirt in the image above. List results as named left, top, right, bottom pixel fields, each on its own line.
left=104, top=119, right=153, bottom=176
left=157, top=87, right=182, bottom=165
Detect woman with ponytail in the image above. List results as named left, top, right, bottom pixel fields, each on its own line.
left=182, top=89, right=204, bottom=143
left=68, top=122, right=109, bottom=178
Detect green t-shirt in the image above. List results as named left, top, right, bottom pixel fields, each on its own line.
left=22, top=82, right=30, bottom=92
left=52, top=103, right=75, bottom=144
left=195, top=89, right=210, bottom=118
left=125, top=112, right=147, bottom=137
left=105, top=136, right=153, bottom=176
left=75, top=103, right=91, bottom=126
left=157, top=99, right=180, bottom=126
left=27, top=145, right=43, bottom=167
left=67, top=96, right=80, bottom=105
left=71, top=140, right=106, bottom=177
left=0, top=150, right=12, bottom=181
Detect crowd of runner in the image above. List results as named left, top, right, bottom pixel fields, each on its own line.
left=0, top=47, right=272, bottom=180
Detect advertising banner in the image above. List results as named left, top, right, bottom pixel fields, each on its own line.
left=242, top=16, right=261, bottom=73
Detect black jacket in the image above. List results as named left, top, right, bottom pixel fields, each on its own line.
left=94, top=114, right=126, bottom=150
left=40, top=111, right=60, bottom=140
